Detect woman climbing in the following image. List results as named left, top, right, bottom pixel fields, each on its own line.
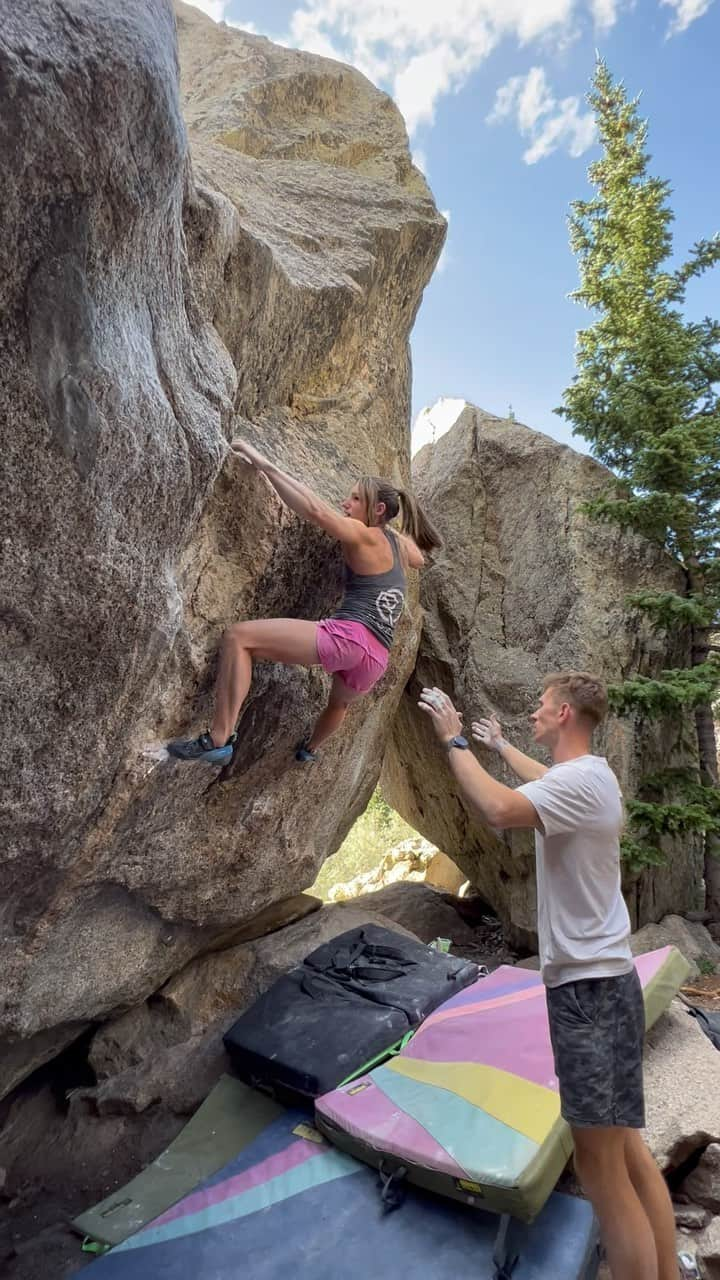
left=168, top=438, right=442, bottom=765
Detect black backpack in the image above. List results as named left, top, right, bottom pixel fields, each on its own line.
left=687, top=1005, right=720, bottom=1051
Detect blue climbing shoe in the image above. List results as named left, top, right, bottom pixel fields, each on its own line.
left=295, top=737, right=318, bottom=763
left=168, top=731, right=235, bottom=764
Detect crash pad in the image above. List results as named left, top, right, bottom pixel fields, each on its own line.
left=72, top=1075, right=282, bottom=1247
left=76, top=1109, right=600, bottom=1279
left=315, top=945, right=691, bottom=1222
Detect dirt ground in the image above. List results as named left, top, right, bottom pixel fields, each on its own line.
left=0, top=1077, right=185, bottom=1280
left=679, top=973, right=720, bottom=1012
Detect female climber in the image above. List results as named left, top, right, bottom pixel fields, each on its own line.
left=168, top=439, right=442, bottom=765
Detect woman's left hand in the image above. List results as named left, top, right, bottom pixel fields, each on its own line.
left=231, top=438, right=271, bottom=471
left=418, top=687, right=463, bottom=743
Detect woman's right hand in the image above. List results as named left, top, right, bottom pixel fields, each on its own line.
left=231, top=438, right=271, bottom=471
left=472, top=714, right=504, bottom=752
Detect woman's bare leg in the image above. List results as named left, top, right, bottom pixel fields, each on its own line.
left=305, top=675, right=361, bottom=752
left=210, top=619, right=320, bottom=746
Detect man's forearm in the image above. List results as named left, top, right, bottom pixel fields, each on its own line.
left=496, top=739, right=547, bottom=782
left=446, top=749, right=518, bottom=827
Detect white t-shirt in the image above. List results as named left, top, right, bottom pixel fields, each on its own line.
left=517, top=755, right=632, bottom=988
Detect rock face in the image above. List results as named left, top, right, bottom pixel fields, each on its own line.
left=382, top=407, right=703, bottom=945
left=0, top=1, right=444, bottom=1097
left=77, top=903, right=417, bottom=1118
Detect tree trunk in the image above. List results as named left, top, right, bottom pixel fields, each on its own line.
left=690, top=608, right=720, bottom=916
left=695, top=700, right=720, bottom=916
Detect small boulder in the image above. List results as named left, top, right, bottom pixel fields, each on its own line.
left=353, top=882, right=481, bottom=946
left=631, top=915, right=720, bottom=978
left=695, top=1215, right=720, bottom=1278
left=683, top=1145, right=720, bottom=1216
left=674, top=1202, right=710, bottom=1231
left=425, top=851, right=466, bottom=895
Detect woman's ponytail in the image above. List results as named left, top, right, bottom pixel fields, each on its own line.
left=358, top=475, right=443, bottom=553
left=396, top=487, right=443, bottom=553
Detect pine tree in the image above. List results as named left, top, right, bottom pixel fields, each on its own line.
left=558, top=60, right=720, bottom=909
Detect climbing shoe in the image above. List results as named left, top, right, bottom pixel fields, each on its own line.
left=168, top=731, right=235, bottom=764
left=295, top=737, right=318, bottom=764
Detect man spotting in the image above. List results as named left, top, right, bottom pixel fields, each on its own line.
left=419, top=671, right=679, bottom=1280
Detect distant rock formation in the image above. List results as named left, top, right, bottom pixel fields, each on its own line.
left=0, top=0, right=444, bottom=1098
left=382, top=406, right=703, bottom=946
left=328, top=837, right=465, bottom=901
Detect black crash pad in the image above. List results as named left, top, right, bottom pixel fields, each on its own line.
left=223, top=924, right=478, bottom=1105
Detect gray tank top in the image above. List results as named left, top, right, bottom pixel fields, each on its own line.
left=332, top=528, right=406, bottom=650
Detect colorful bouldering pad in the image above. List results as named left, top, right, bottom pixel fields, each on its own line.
left=315, top=946, right=691, bottom=1222
left=72, top=1076, right=283, bottom=1247
left=77, top=1109, right=600, bottom=1279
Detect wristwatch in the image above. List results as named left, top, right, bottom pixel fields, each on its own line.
left=444, top=735, right=469, bottom=752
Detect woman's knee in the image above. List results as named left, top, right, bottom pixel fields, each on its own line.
left=223, top=621, right=251, bottom=649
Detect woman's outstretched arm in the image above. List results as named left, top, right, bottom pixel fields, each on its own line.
left=232, top=438, right=367, bottom=545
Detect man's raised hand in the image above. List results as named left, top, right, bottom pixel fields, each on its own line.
left=418, top=687, right=463, bottom=744
left=472, top=714, right=504, bottom=752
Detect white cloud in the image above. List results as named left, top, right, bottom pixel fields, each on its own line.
left=487, top=66, right=595, bottom=163
left=286, top=10, right=346, bottom=63
left=517, top=66, right=556, bottom=130
left=412, top=397, right=465, bottom=455
left=394, top=45, right=475, bottom=134
left=190, top=0, right=229, bottom=20
left=279, top=1, right=597, bottom=137
left=660, top=0, right=714, bottom=34
left=412, top=148, right=428, bottom=175
left=589, top=0, right=622, bottom=29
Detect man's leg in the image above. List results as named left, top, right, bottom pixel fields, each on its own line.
left=572, top=1126, right=658, bottom=1280
left=624, top=1129, right=679, bottom=1280
left=547, top=970, right=661, bottom=1280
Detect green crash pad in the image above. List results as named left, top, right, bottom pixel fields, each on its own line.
left=72, top=1075, right=282, bottom=1247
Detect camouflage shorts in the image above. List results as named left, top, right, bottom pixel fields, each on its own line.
left=546, top=968, right=645, bottom=1129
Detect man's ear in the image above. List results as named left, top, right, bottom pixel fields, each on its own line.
left=557, top=701, right=572, bottom=725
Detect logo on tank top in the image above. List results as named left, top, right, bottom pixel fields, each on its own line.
left=375, top=588, right=404, bottom=627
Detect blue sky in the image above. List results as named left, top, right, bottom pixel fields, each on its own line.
left=190, top=1, right=719, bottom=452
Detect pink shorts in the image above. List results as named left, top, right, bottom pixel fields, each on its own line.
left=316, top=619, right=389, bottom=694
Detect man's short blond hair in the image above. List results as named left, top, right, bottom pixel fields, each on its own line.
left=542, top=671, right=608, bottom=728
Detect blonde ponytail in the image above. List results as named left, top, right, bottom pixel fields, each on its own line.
left=395, top=487, right=443, bottom=553
left=357, top=476, right=442, bottom=553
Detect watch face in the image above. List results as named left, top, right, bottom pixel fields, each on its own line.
left=451, top=735, right=469, bottom=749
